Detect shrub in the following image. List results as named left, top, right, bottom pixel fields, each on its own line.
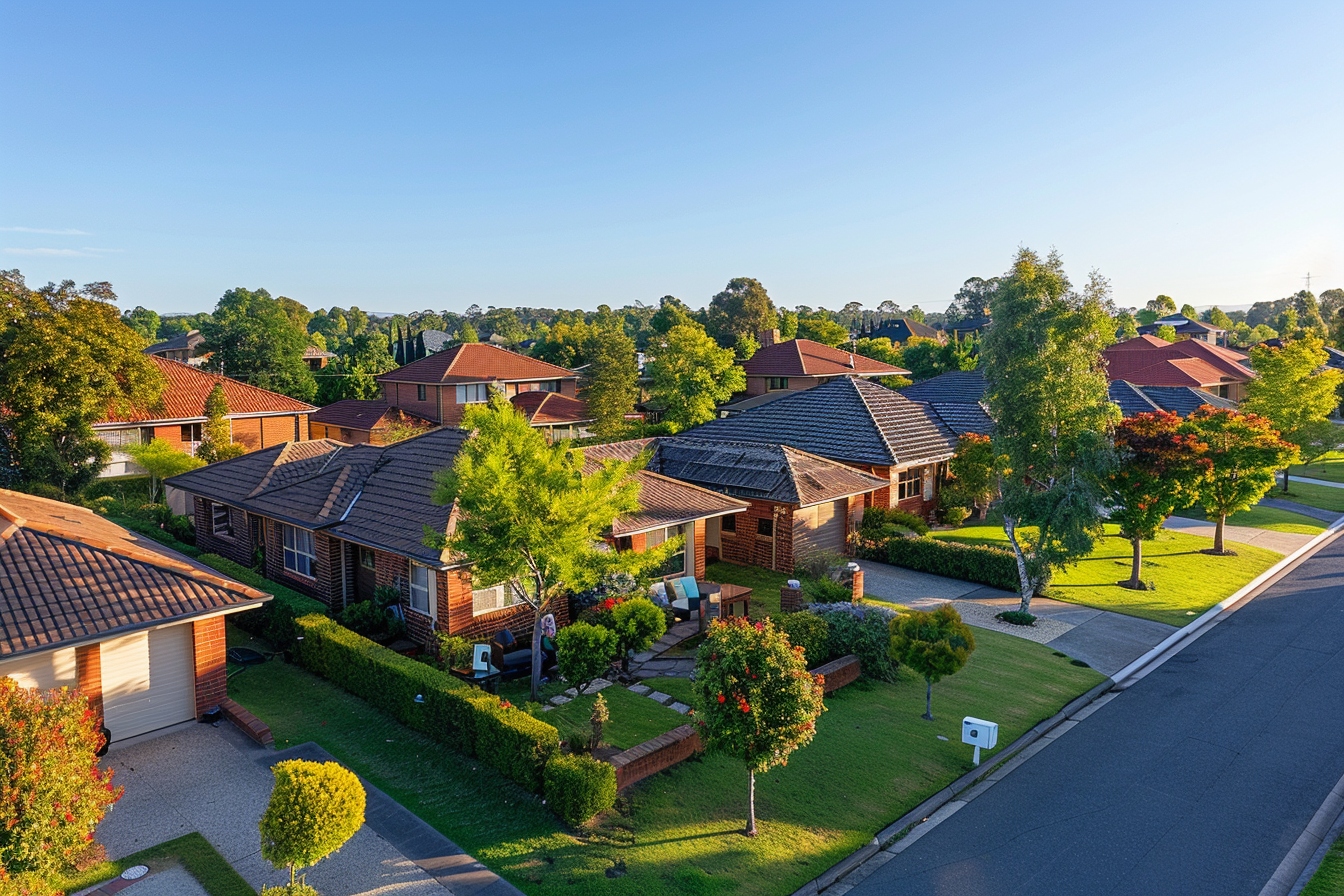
left=611, top=597, right=667, bottom=659
left=260, top=759, right=365, bottom=887
left=108, top=514, right=204, bottom=557
left=775, top=612, right=830, bottom=667
left=555, top=622, right=617, bottom=693
left=337, top=586, right=407, bottom=643
left=260, top=885, right=320, bottom=896
left=859, top=506, right=930, bottom=538
left=889, top=605, right=976, bottom=720
left=292, top=614, right=560, bottom=792
left=0, top=680, right=122, bottom=879
left=804, top=576, right=852, bottom=604
left=807, top=602, right=901, bottom=681
left=995, top=610, right=1037, bottom=626
left=855, top=536, right=1019, bottom=592
left=543, top=753, right=618, bottom=827
left=793, top=550, right=846, bottom=581
left=198, top=553, right=327, bottom=646
left=434, top=633, right=475, bottom=669
left=941, top=505, right=971, bottom=527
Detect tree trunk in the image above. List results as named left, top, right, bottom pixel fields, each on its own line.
left=1127, top=537, right=1143, bottom=589
left=1004, top=515, right=1034, bottom=614
left=923, top=678, right=934, bottom=721
left=745, top=768, right=757, bottom=837
left=1214, top=514, right=1226, bottom=555
left=530, top=607, right=544, bottom=703
left=1283, top=468, right=1291, bottom=494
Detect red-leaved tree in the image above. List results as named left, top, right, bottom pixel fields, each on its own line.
left=692, top=617, right=825, bottom=837
left=1103, top=412, right=1213, bottom=589
left=0, top=679, right=122, bottom=883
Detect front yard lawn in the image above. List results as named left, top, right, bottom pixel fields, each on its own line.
left=54, top=832, right=253, bottom=896
left=1178, top=504, right=1326, bottom=535
left=541, top=684, right=688, bottom=751
left=1290, top=451, right=1344, bottom=484
left=227, top=623, right=1102, bottom=896
left=1278, top=481, right=1344, bottom=514
left=933, top=520, right=1282, bottom=626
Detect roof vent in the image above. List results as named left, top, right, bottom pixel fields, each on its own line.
left=848, top=353, right=856, bottom=368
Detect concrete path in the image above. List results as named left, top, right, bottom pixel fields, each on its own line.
left=1164, top=515, right=1317, bottom=553
left=1261, top=495, right=1344, bottom=522
left=846, top=532, right=1344, bottom=896
left=1282, top=473, right=1344, bottom=489
left=630, top=618, right=699, bottom=679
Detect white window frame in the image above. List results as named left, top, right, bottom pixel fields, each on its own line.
left=472, top=579, right=527, bottom=616
left=897, top=469, right=922, bottom=501
left=647, top=524, right=687, bottom=579
left=409, top=562, right=435, bottom=617
left=456, top=383, right=492, bottom=404
left=211, top=502, right=232, bottom=537
left=282, top=525, right=316, bottom=579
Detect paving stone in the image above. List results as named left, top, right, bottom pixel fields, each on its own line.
left=631, top=651, right=656, bottom=664
left=581, top=678, right=613, bottom=695
left=633, top=669, right=658, bottom=680
left=541, top=705, right=553, bottom=712
left=564, top=688, right=579, bottom=697
left=627, top=684, right=651, bottom=695
left=647, top=691, right=673, bottom=705
left=549, top=695, right=571, bottom=706
left=670, top=702, right=691, bottom=714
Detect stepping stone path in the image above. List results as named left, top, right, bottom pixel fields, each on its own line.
left=542, top=677, right=615, bottom=711
left=623, top=618, right=707, bottom=713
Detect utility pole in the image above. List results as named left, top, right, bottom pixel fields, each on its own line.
left=1305, top=272, right=1313, bottom=293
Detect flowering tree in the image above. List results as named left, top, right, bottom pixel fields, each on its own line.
left=1102, top=412, right=1212, bottom=589
left=692, top=617, right=825, bottom=836
left=0, top=680, right=122, bottom=882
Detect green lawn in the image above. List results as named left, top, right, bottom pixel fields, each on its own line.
left=54, top=832, right=254, bottom=896
left=1290, top=451, right=1344, bottom=484
left=1303, top=831, right=1344, bottom=896
left=1172, top=504, right=1326, bottom=535
left=932, top=520, right=1282, bottom=626
left=227, top=623, right=1102, bottom=896
left=1279, top=480, right=1344, bottom=514
left=541, top=685, right=688, bottom=751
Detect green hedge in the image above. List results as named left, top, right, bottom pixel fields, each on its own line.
left=544, top=753, right=617, bottom=827
left=110, top=515, right=204, bottom=557
left=857, top=536, right=1020, bottom=592
left=197, top=553, right=328, bottom=647
left=292, top=614, right=560, bottom=792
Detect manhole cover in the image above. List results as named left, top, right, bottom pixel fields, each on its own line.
left=121, top=865, right=150, bottom=880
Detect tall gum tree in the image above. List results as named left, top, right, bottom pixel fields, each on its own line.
left=1242, top=333, right=1343, bottom=493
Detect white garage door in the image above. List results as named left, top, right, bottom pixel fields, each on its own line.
left=794, top=499, right=847, bottom=558
left=101, top=625, right=196, bottom=742
left=0, top=648, right=77, bottom=690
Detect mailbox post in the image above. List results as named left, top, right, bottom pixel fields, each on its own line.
left=962, top=716, right=999, bottom=767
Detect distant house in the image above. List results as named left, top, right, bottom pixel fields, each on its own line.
left=940, top=316, right=991, bottom=340
left=510, top=391, right=594, bottom=442
left=690, top=376, right=958, bottom=520
left=308, top=400, right=435, bottom=445
left=898, top=370, right=994, bottom=436
left=419, top=330, right=454, bottom=354
left=863, top=318, right=943, bottom=344
left=0, top=488, right=269, bottom=744
left=737, top=332, right=910, bottom=399
left=1136, top=314, right=1226, bottom=346
left=95, top=357, right=316, bottom=477
left=1107, top=381, right=1237, bottom=417
left=144, top=329, right=206, bottom=366
left=1103, top=335, right=1253, bottom=402
left=302, top=345, right=336, bottom=371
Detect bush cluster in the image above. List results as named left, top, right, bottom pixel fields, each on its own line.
left=803, top=576, right=852, bottom=604
left=543, top=753, right=617, bottom=827
left=109, top=514, right=203, bottom=556
left=336, top=585, right=407, bottom=643
left=434, top=633, right=476, bottom=669
left=856, top=536, right=1019, bottom=592
left=198, top=553, right=328, bottom=647
left=292, top=614, right=560, bottom=792
left=805, top=602, right=901, bottom=681
left=555, top=622, right=618, bottom=692
left=859, top=506, right=931, bottom=538
left=775, top=612, right=830, bottom=667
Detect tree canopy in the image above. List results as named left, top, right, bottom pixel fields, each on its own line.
left=200, top=287, right=316, bottom=401
left=705, top=278, right=777, bottom=349
left=888, top=605, right=976, bottom=720
left=1244, top=333, right=1343, bottom=490
left=584, top=323, right=640, bottom=438
left=645, top=321, right=745, bottom=431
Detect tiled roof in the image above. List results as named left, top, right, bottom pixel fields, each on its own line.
left=1135, top=385, right=1236, bottom=416
left=1137, top=315, right=1223, bottom=336
left=615, top=471, right=747, bottom=536
left=420, top=330, right=453, bottom=354
left=742, top=339, right=909, bottom=378
left=98, top=356, right=316, bottom=424
left=0, top=489, right=269, bottom=658
left=510, top=391, right=592, bottom=425
left=378, top=342, right=577, bottom=386
left=166, top=440, right=346, bottom=507
left=922, top=403, right=994, bottom=436
left=302, top=346, right=336, bottom=360
left=898, top=369, right=988, bottom=403
left=645, top=438, right=887, bottom=507
left=144, top=330, right=204, bottom=355
left=1108, top=381, right=1163, bottom=417
left=688, top=377, right=957, bottom=467
left=310, top=400, right=434, bottom=431
left=580, top=439, right=653, bottom=464
left=1103, top=337, right=1252, bottom=388
left=869, top=319, right=941, bottom=342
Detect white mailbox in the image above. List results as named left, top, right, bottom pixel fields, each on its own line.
left=962, top=716, right=998, bottom=766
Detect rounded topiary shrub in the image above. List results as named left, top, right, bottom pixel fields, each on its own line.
left=260, top=760, right=366, bottom=886
left=775, top=612, right=830, bottom=668
left=555, top=622, right=618, bottom=693
left=544, top=753, right=617, bottom=827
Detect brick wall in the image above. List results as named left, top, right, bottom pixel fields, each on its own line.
left=192, top=497, right=254, bottom=566
left=387, top=382, right=444, bottom=424
left=232, top=416, right=262, bottom=451
left=262, top=519, right=340, bottom=605
left=716, top=499, right=796, bottom=571
left=75, top=645, right=103, bottom=727
left=260, top=415, right=299, bottom=447
left=192, top=616, right=227, bottom=714
left=610, top=725, right=703, bottom=790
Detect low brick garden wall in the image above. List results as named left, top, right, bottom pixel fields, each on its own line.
left=610, top=724, right=703, bottom=790
left=811, top=654, right=861, bottom=694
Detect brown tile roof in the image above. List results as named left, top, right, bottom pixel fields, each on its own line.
left=98, top=356, right=315, bottom=425
left=144, top=330, right=204, bottom=355
left=742, top=339, right=910, bottom=378
left=1102, top=337, right=1252, bottom=388
left=310, top=400, right=434, bottom=432
left=578, top=450, right=746, bottom=535
left=378, top=342, right=577, bottom=386
left=580, top=439, right=653, bottom=463
left=0, top=489, right=270, bottom=658
left=510, top=391, right=592, bottom=425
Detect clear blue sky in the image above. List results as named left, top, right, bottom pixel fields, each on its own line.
left=2, top=2, right=1340, bottom=316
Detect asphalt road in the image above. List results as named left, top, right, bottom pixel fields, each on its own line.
left=848, top=535, right=1344, bottom=896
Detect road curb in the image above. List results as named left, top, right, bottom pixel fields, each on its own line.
left=1264, top=764, right=1344, bottom=896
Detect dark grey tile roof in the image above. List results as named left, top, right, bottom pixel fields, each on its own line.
left=922, top=403, right=994, bottom=436
left=687, top=377, right=957, bottom=467
left=898, top=369, right=988, bottom=403
left=166, top=441, right=348, bottom=510
left=1137, top=385, right=1237, bottom=415
left=1108, top=380, right=1163, bottom=417
left=645, top=438, right=886, bottom=506
left=421, top=329, right=453, bottom=354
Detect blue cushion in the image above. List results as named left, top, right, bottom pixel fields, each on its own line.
left=669, top=578, right=688, bottom=600
left=679, top=576, right=700, bottom=599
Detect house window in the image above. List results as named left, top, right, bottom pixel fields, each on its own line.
left=140, top=426, right=156, bottom=444
left=647, top=524, right=686, bottom=578
left=766, top=377, right=789, bottom=391
left=721, top=514, right=737, bottom=534
left=539, top=380, right=560, bottom=392
left=359, top=547, right=376, bottom=570
left=897, top=469, right=922, bottom=501
left=181, top=423, right=202, bottom=443
left=282, top=525, right=315, bottom=578
left=211, top=503, right=232, bottom=537
left=473, top=581, right=525, bottom=616
left=417, top=384, right=427, bottom=401
left=409, top=563, right=433, bottom=614
left=757, top=517, right=774, bottom=538
left=339, top=428, right=354, bottom=441
left=456, top=383, right=491, bottom=404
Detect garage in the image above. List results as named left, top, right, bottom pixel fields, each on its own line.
left=101, top=625, right=197, bottom=742
left=794, top=499, right=848, bottom=558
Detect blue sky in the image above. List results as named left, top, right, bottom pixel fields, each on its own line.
left=2, top=2, right=1340, bottom=316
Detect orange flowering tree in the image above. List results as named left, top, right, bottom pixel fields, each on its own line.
left=0, top=679, right=122, bottom=883
left=692, top=617, right=825, bottom=837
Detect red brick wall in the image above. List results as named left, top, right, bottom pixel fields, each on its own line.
left=232, top=417, right=262, bottom=451
left=192, top=616, right=227, bottom=714
left=388, top=382, right=444, bottom=424
left=193, top=497, right=254, bottom=566
left=611, top=725, right=703, bottom=790
left=260, top=415, right=299, bottom=447
left=75, top=645, right=103, bottom=727
left=716, top=499, right=796, bottom=572
left=262, top=519, right=340, bottom=605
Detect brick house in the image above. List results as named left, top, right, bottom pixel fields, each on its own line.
left=94, top=356, right=315, bottom=477
left=738, top=333, right=910, bottom=399
left=689, top=376, right=959, bottom=521
left=144, top=329, right=206, bottom=365
left=0, top=489, right=269, bottom=746
left=167, top=427, right=747, bottom=646
left=586, top=437, right=886, bottom=572
left=308, top=400, right=435, bottom=445
left=1103, top=335, right=1253, bottom=402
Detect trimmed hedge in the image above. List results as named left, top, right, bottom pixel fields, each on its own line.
left=109, top=515, right=204, bottom=557
left=544, top=753, right=617, bottom=827
left=857, top=536, right=1020, bottom=592
left=197, top=553, right=327, bottom=647
left=292, top=614, right=560, bottom=792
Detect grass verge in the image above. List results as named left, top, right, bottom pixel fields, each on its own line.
left=1279, top=481, right=1344, bottom=514
left=1290, top=451, right=1344, bottom=485
left=1171, top=504, right=1326, bottom=535
left=53, top=832, right=253, bottom=896
left=1302, top=830, right=1344, bottom=896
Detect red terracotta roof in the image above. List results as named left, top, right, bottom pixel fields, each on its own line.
left=1102, top=337, right=1252, bottom=388
left=742, top=339, right=910, bottom=378
left=510, top=391, right=592, bottom=425
left=310, top=400, right=434, bottom=432
left=1106, top=334, right=1171, bottom=351
left=378, top=342, right=577, bottom=386
left=98, top=357, right=315, bottom=424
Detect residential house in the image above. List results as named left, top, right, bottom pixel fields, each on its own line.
left=510, top=391, right=594, bottom=442
left=863, top=318, right=944, bottom=344
left=586, top=437, right=886, bottom=572
left=0, top=489, right=270, bottom=744
left=308, top=400, right=435, bottom=445
left=689, top=376, right=959, bottom=520
left=738, top=332, right=910, bottom=398
left=1136, top=314, right=1226, bottom=345
left=303, top=345, right=337, bottom=370
left=1107, top=380, right=1237, bottom=417
left=1103, top=335, right=1253, bottom=402
left=144, top=329, right=206, bottom=365
left=95, top=356, right=316, bottom=477
left=940, top=316, right=991, bottom=340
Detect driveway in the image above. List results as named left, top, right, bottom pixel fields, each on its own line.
left=99, top=724, right=516, bottom=896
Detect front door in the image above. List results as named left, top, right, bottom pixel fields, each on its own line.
left=355, top=546, right=377, bottom=602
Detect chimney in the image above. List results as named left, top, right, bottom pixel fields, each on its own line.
left=848, top=353, right=856, bottom=368
left=759, top=328, right=779, bottom=347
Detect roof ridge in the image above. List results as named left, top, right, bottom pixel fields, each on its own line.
left=636, top=469, right=751, bottom=507
left=846, top=378, right=900, bottom=464
left=318, top=464, right=354, bottom=520
left=792, top=341, right=808, bottom=376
